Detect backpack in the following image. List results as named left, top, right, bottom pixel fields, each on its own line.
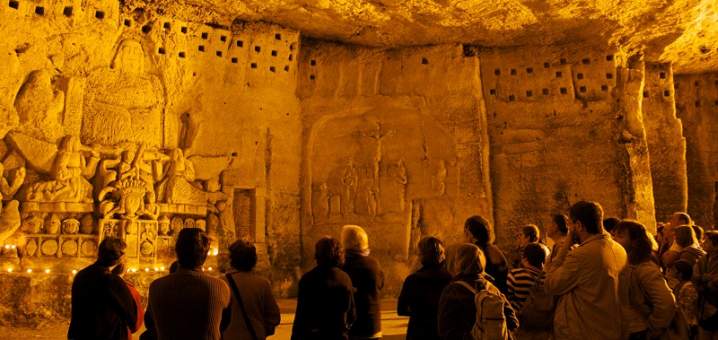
left=517, top=278, right=555, bottom=331
left=454, top=281, right=510, bottom=340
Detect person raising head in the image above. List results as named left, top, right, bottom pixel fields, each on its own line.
left=464, top=215, right=510, bottom=293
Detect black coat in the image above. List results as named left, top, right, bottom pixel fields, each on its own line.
left=68, top=263, right=138, bottom=340
left=343, top=251, right=385, bottom=338
left=292, top=265, right=356, bottom=340
left=397, top=263, right=452, bottom=340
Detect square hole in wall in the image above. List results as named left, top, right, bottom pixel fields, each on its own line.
left=542, top=88, right=549, bottom=95
left=601, top=84, right=608, bottom=92
left=659, top=72, right=666, bottom=79
left=510, top=68, right=517, bottom=75
left=421, top=57, right=429, bottom=64
left=201, top=32, right=209, bottom=39
left=582, top=58, right=590, bottom=65
left=179, top=52, right=186, bottom=58
left=577, top=73, right=584, bottom=80
left=606, top=54, right=614, bottom=61
left=560, top=58, right=567, bottom=64
left=664, top=90, right=671, bottom=97
left=254, top=46, right=261, bottom=53
left=579, top=86, right=587, bottom=93
left=489, top=89, right=496, bottom=95
left=509, top=95, right=516, bottom=101
left=198, top=45, right=205, bottom=52
left=251, top=62, right=257, bottom=69
left=216, top=51, right=222, bottom=57
left=695, top=100, right=700, bottom=107
left=95, top=10, right=105, bottom=19
left=64, top=6, right=73, bottom=17
left=269, top=66, right=276, bottom=72
left=526, top=90, right=533, bottom=97
left=8, top=0, right=18, bottom=10
left=275, top=33, right=282, bottom=40
left=310, top=59, right=317, bottom=66
left=494, top=68, right=500, bottom=75
left=271, top=50, right=278, bottom=57
left=643, top=91, right=649, bottom=98
left=123, top=19, right=131, bottom=26
left=236, top=40, right=244, bottom=47
left=526, top=67, right=533, bottom=74
left=309, top=74, right=315, bottom=80
left=158, top=47, right=166, bottom=55
left=714, top=100, right=718, bottom=106
left=220, top=35, right=227, bottom=42
left=544, top=62, right=550, bottom=68
left=284, top=65, right=290, bottom=72
left=231, top=57, right=238, bottom=64
left=606, top=73, right=613, bottom=79
left=555, top=71, right=562, bottom=78
left=35, top=6, right=44, bottom=15
left=288, top=54, right=293, bottom=61
left=290, top=43, right=296, bottom=51
left=560, top=87, right=568, bottom=94
left=163, top=22, right=171, bottom=30
left=142, top=25, right=152, bottom=34
left=181, top=26, right=188, bottom=34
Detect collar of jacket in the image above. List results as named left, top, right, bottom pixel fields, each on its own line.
left=580, top=232, right=610, bottom=247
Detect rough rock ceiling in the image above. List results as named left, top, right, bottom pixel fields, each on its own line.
left=131, top=0, right=718, bottom=74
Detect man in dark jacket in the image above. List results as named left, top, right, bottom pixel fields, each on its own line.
left=68, top=237, right=139, bottom=340
left=341, top=225, right=385, bottom=339
left=292, top=237, right=356, bottom=340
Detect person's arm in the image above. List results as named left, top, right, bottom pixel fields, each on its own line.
left=639, top=265, right=676, bottom=331
left=219, top=284, right=232, bottom=333
left=397, top=276, right=413, bottom=316
left=291, top=278, right=307, bottom=340
left=106, top=276, right=139, bottom=332
left=139, top=303, right=157, bottom=340
left=543, top=248, right=581, bottom=296
left=500, top=291, right=520, bottom=331
left=262, top=281, right=281, bottom=336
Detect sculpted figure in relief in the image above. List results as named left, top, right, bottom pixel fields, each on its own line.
left=156, top=149, right=206, bottom=204
left=26, top=136, right=99, bottom=203
left=0, top=161, right=24, bottom=243
left=341, top=161, right=358, bottom=216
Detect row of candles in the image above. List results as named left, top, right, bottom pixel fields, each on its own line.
left=2, top=244, right=221, bottom=275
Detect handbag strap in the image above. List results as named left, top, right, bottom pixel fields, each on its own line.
left=225, top=273, right=259, bottom=340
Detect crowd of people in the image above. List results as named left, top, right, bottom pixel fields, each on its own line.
left=67, top=201, right=718, bottom=340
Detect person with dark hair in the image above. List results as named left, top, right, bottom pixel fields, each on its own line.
left=507, top=243, right=546, bottom=312
left=292, top=237, right=356, bottom=340
left=69, top=237, right=142, bottom=340
left=438, top=243, right=518, bottom=339
left=659, top=212, right=693, bottom=269
left=145, top=228, right=231, bottom=340
left=544, top=201, right=627, bottom=340
left=603, top=217, right=620, bottom=235
left=673, top=260, right=699, bottom=338
left=397, top=236, right=452, bottom=340
left=614, top=220, right=676, bottom=339
left=548, top=214, right=569, bottom=264
left=511, top=224, right=550, bottom=269
left=464, top=215, right=510, bottom=293
left=694, top=231, right=718, bottom=339
left=222, top=240, right=280, bottom=340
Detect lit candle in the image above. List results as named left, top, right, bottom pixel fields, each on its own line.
left=44, top=269, right=51, bottom=274
left=71, top=270, right=77, bottom=275
left=6, top=268, right=13, bottom=273
left=144, top=268, right=150, bottom=272
left=26, top=269, right=32, bottom=274
left=159, top=266, right=166, bottom=271
left=208, top=267, right=213, bottom=271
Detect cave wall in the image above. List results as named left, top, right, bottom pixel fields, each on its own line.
left=675, top=72, right=718, bottom=228
left=478, top=45, right=657, bottom=244
left=0, top=0, right=302, bottom=297
left=298, top=42, right=493, bottom=293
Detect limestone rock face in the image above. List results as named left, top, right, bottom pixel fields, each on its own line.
left=130, top=0, right=718, bottom=73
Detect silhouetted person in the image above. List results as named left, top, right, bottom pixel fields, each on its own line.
left=511, top=224, right=549, bottom=268
left=464, top=215, right=510, bottom=293
left=438, top=243, right=518, bottom=339
left=68, top=237, right=141, bottom=340
left=140, top=262, right=180, bottom=340
left=614, top=220, right=675, bottom=339
left=694, top=230, right=718, bottom=339
left=544, top=201, right=627, bottom=340
left=341, top=225, right=385, bottom=339
left=603, top=217, right=620, bottom=236
left=659, top=212, right=692, bottom=268
left=292, top=237, right=356, bottom=340
left=398, top=236, right=452, bottom=340
left=223, top=240, right=280, bottom=340
left=548, top=214, right=569, bottom=264
left=145, top=228, right=231, bottom=340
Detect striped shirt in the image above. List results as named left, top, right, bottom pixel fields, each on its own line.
left=507, top=266, right=543, bottom=311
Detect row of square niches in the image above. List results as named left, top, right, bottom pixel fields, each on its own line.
left=491, top=55, right=616, bottom=76
left=489, top=84, right=612, bottom=99
left=159, top=45, right=292, bottom=63
left=8, top=1, right=106, bottom=19
left=496, top=68, right=615, bottom=81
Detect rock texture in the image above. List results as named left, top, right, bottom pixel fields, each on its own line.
left=125, top=0, right=718, bottom=73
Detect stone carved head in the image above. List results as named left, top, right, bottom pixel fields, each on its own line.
left=111, top=40, right=146, bottom=76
